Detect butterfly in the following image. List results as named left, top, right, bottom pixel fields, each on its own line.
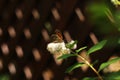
left=50, top=29, right=63, bottom=43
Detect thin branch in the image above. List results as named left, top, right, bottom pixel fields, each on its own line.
left=77, top=54, right=103, bottom=80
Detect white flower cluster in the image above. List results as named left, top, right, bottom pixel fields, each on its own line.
left=47, top=40, right=77, bottom=58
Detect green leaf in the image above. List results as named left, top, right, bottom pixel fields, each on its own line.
left=57, top=54, right=77, bottom=60
left=82, top=77, right=97, bottom=80
left=66, top=40, right=77, bottom=49
left=103, top=71, right=120, bottom=80
left=98, top=57, right=120, bottom=72
left=65, top=62, right=84, bottom=73
left=75, top=46, right=87, bottom=53
left=87, top=40, right=107, bottom=55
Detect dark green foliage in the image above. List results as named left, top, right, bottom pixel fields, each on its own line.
left=103, top=71, right=120, bottom=80
left=82, top=77, right=97, bottom=80
left=0, top=75, right=9, bottom=80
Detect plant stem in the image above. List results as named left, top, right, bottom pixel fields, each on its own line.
left=77, top=54, right=103, bottom=80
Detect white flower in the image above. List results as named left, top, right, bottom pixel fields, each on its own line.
left=68, top=40, right=77, bottom=49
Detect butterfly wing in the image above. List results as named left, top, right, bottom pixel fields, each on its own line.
left=55, top=29, right=63, bottom=40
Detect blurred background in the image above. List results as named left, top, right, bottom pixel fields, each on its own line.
left=0, top=0, right=120, bottom=80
